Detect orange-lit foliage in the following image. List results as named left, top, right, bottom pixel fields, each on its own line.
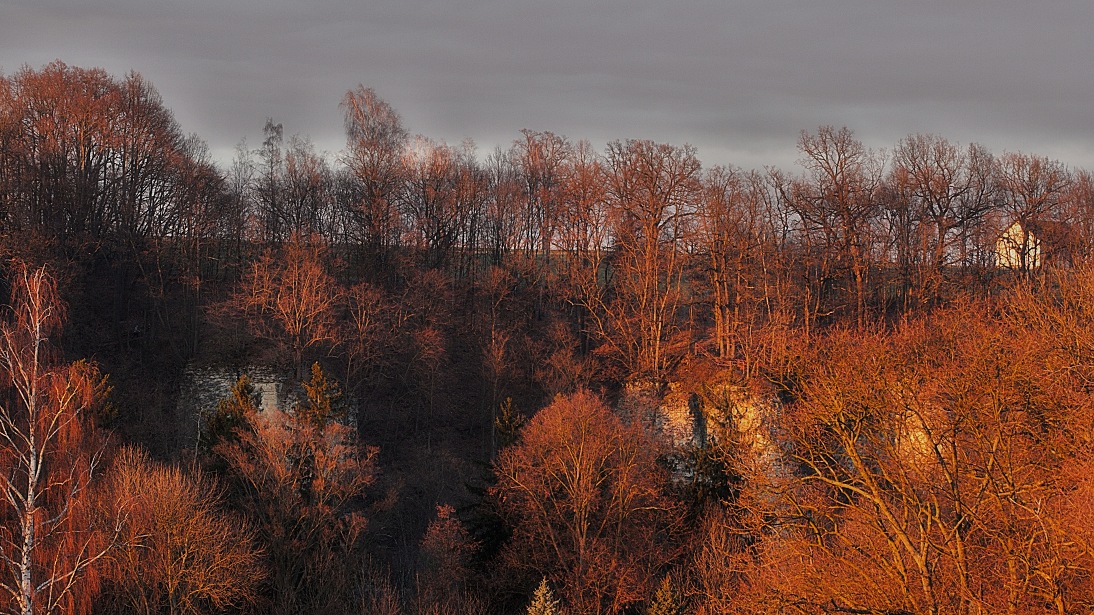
left=494, top=390, right=681, bottom=614
left=415, top=503, right=482, bottom=614
left=13, top=61, right=1094, bottom=615
left=0, top=263, right=114, bottom=615
left=586, top=140, right=702, bottom=379
left=695, top=290, right=1094, bottom=615
left=214, top=395, right=376, bottom=614
left=100, top=447, right=263, bottom=614
left=226, top=236, right=340, bottom=379
left=0, top=61, right=217, bottom=252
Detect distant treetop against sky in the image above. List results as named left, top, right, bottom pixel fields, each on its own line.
left=5, top=1, right=1094, bottom=170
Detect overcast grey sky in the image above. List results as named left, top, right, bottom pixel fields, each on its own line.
left=4, top=1, right=1094, bottom=172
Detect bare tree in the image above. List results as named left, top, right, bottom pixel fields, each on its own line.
left=1061, top=170, right=1094, bottom=262
left=215, top=397, right=376, bottom=614
left=721, top=298, right=1094, bottom=615
left=694, top=167, right=777, bottom=361
left=102, top=447, right=263, bottom=615
left=886, top=134, right=976, bottom=309
left=494, top=391, right=680, bottom=614
left=0, top=264, right=115, bottom=615
left=996, top=152, right=1071, bottom=272
left=0, top=62, right=206, bottom=254
left=282, top=135, right=335, bottom=241
left=483, top=146, right=525, bottom=267
left=511, top=130, right=570, bottom=258
left=587, top=139, right=701, bottom=380
left=341, top=86, right=409, bottom=270
left=400, top=138, right=487, bottom=272
left=557, top=140, right=611, bottom=358
left=227, top=238, right=341, bottom=379
left=782, top=126, right=884, bottom=327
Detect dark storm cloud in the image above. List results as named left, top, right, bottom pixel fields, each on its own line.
left=4, top=1, right=1094, bottom=171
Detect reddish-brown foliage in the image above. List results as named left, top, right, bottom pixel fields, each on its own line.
left=100, top=447, right=263, bottom=614
left=493, top=390, right=681, bottom=614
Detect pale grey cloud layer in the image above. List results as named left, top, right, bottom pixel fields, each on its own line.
left=4, top=1, right=1093, bottom=171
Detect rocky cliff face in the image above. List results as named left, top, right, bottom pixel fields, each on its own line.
left=658, top=382, right=706, bottom=449
left=619, top=369, right=780, bottom=475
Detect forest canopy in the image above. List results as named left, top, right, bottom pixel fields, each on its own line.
left=1, top=61, right=1093, bottom=614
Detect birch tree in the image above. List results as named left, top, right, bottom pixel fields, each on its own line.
left=0, top=264, right=114, bottom=615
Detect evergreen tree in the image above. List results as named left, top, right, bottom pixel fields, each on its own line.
left=527, top=577, right=561, bottom=615
left=495, top=396, right=525, bottom=451
left=200, top=374, right=259, bottom=451
left=648, top=575, right=682, bottom=615
left=298, top=361, right=348, bottom=427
